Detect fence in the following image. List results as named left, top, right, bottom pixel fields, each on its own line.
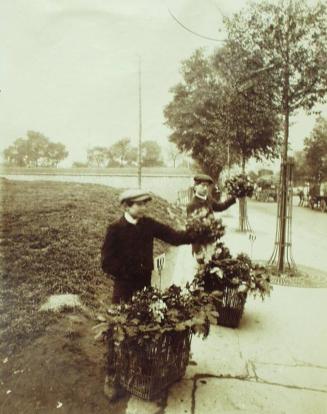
left=177, top=187, right=193, bottom=207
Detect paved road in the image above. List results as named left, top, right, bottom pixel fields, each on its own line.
left=134, top=199, right=327, bottom=414
left=222, top=199, right=327, bottom=272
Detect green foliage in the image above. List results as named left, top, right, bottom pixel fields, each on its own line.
left=293, top=150, right=308, bottom=184
left=97, top=285, right=220, bottom=347
left=164, top=44, right=281, bottom=179
left=109, top=138, right=137, bottom=167
left=225, top=174, right=254, bottom=198
left=212, top=44, right=281, bottom=166
left=3, top=131, right=68, bottom=167
left=186, top=211, right=225, bottom=245
left=195, top=245, right=272, bottom=301
left=226, top=0, right=327, bottom=116
left=86, top=146, right=110, bottom=167
left=164, top=49, right=233, bottom=181
left=304, top=116, right=327, bottom=183
left=72, top=161, right=89, bottom=168
left=141, top=140, right=164, bottom=167
left=187, top=206, right=272, bottom=300
left=258, top=169, right=274, bottom=178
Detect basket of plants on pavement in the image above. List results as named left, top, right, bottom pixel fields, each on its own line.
left=195, top=247, right=272, bottom=328
left=186, top=179, right=272, bottom=329
left=94, top=285, right=220, bottom=400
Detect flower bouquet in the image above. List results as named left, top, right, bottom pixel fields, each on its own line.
left=195, top=244, right=272, bottom=328
left=186, top=209, right=226, bottom=263
left=225, top=174, right=254, bottom=198
left=94, top=285, right=220, bottom=400
left=186, top=208, right=225, bottom=244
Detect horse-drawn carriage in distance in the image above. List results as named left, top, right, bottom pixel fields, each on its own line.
left=308, top=182, right=327, bottom=212
left=253, top=175, right=278, bottom=202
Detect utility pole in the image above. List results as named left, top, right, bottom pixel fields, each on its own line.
left=138, top=56, right=142, bottom=189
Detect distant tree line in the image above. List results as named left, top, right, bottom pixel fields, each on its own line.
left=3, top=131, right=68, bottom=167
left=3, top=131, right=176, bottom=168
left=83, top=138, right=164, bottom=168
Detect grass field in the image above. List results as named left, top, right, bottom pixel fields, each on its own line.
left=0, top=178, right=184, bottom=355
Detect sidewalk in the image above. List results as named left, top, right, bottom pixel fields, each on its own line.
left=127, top=204, right=327, bottom=414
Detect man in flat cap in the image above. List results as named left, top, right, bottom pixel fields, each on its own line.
left=101, top=188, right=198, bottom=303
left=187, top=174, right=236, bottom=217
left=187, top=174, right=236, bottom=263
left=101, top=188, right=200, bottom=401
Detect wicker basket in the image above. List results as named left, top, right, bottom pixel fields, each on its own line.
left=216, top=287, right=247, bottom=328
left=116, top=329, right=192, bottom=400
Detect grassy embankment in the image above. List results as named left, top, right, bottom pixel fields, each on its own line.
left=0, top=178, right=184, bottom=355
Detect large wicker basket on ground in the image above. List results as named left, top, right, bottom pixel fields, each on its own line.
left=216, top=287, right=247, bottom=328
left=116, top=329, right=192, bottom=400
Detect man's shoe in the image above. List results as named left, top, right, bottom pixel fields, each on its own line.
left=104, top=375, right=123, bottom=402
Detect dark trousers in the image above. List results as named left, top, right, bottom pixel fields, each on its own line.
left=111, top=272, right=152, bottom=304
left=107, top=271, right=152, bottom=382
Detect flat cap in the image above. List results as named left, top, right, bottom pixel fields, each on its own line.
left=119, top=189, right=152, bottom=204
left=194, top=174, right=214, bottom=184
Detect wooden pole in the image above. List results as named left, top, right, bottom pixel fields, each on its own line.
left=138, top=56, right=142, bottom=189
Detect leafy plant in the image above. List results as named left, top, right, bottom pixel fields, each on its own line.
left=186, top=210, right=225, bottom=245
left=94, top=285, right=221, bottom=347
left=195, top=246, right=272, bottom=301
left=225, top=174, right=254, bottom=198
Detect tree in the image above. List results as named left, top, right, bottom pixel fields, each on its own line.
left=164, top=49, right=234, bottom=181
left=213, top=43, right=281, bottom=232
left=258, top=169, right=274, bottom=178
left=72, top=161, right=88, bottom=168
left=109, top=138, right=134, bottom=167
left=44, top=142, right=68, bottom=167
left=293, top=150, right=308, bottom=185
left=304, top=116, right=327, bottom=183
left=3, top=131, right=68, bottom=167
left=212, top=45, right=281, bottom=172
left=87, top=147, right=110, bottom=167
left=4, top=138, right=29, bottom=166
left=226, top=0, right=327, bottom=271
left=25, top=131, right=49, bottom=167
left=164, top=47, right=280, bottom=181
left=167, top=143, right=180, bottom=168
left=125, top=146, right=138, bottom=166
left=141, top=140, right=163, bottom=167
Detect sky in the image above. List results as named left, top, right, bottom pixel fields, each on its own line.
left=0, top=0, right=326, bottom=168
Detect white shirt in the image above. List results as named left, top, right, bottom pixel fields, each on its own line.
left=124, top=212, right=138, bottom=225
left=195, top=193, right=207, bottom=201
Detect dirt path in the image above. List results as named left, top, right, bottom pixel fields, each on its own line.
left=0, top=244, right=183, bottom=414
left=0, top=312, right=129, bottom=414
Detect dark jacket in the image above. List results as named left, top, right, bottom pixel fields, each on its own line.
left=186, top=195, right=236, bottom=217
left=101, top=216, right=195, bottom=283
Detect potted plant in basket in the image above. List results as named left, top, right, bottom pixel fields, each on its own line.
left=186, top=189, right=272, bottom=328
left=194, top=243, right=272, bottom=328
left=94, top=284, right=220, bottom=400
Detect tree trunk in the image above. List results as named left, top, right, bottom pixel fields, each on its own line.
left=238, top=156, right=250, bottom=232
left=277, top=56, right=290, bottom=273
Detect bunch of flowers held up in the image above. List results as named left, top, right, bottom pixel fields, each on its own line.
left=194, top=242, right=272, bottom=300
left=94, top=285, right=221, bottom=347
left=225, top=174, right=254, bottom=198
left=186, top=208, right=225, bottom=245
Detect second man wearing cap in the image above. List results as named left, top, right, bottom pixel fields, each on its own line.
left=187, top=174, right=236, bottom=217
